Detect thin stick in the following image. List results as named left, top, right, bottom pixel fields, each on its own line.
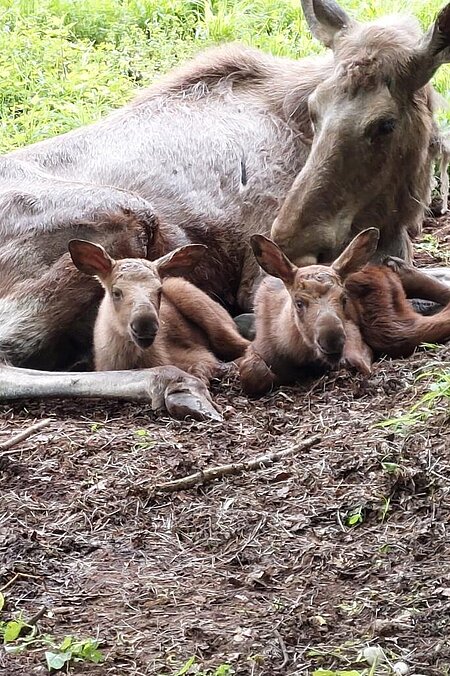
left=152, top=434, right=321, bottom=494
left=27, top=606, right=47, bottom=627
left=274, top=628, right=289, bottom=669
left=0, top=419, right=52, bottom=452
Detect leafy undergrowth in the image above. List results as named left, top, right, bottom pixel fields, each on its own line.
left=0, top=0, right=448, bottom=152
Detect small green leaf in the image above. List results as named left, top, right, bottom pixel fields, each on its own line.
left=45, top=650, right=72, bottom=671
left=59, top=636, right=73, bottom=652
left=3, top=620, right=26, bottom=643
left=0, top=592, right=4, bottom=612
left=312, top=671, right=362, bottom=676
left=134, top=429, right=148, bottom=437
left=176, top=656, right=196, bottom=675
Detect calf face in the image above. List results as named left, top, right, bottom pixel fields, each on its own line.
left=68, top=240, right=206, bottom=349
left=250, top=227, right=379, bottom=364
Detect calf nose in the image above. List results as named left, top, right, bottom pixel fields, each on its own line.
left=130, top=315, right=159, bottom=348
left=318, top=330, right=345, bottom=359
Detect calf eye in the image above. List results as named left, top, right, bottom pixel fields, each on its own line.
left=112, top=288, right=123, bottom=301
left=296, top=299, right=306, bottom=312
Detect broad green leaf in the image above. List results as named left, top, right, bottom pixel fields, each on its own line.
left=45, top=650, right=72, bottom=671
left=3, top=620, right=26, bottom=643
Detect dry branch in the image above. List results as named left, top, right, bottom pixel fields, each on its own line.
left=0, top=418, right=52, bottom=452
left=152, top=433, right=321, bottom=494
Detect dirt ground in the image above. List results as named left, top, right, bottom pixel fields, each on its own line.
left=1, top=213, right=450, bottom=676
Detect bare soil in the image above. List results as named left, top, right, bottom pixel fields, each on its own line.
left=1, top=213, right=450, bottom=676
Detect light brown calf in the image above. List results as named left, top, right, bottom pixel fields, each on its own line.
left=239, top=229, right=378, bottom=396
left=69, top=240, right=249, bottom=383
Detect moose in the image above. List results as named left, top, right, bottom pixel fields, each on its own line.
left=239, top=229, right=377, bottom=396
left=240, top=229, right=450, bottom=397
left=1, top=0, right=450, bottom=419
left=68, top=239, right=249, bottom=380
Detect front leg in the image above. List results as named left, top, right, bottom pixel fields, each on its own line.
left=341, top=319, right=373, bottom=376
left=239, top=345, right=278, bottom=397
left=0, top=364, right=222, bottom=422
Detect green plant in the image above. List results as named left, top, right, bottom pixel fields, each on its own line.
left=0, top=595, right=103, bottom=671
left=416, top=234, right=450, bottom=264
left=173, top=656, right=234, bottom=675
left=378, top=366, right=450, bottom=433
left=345, top=507, right=364, bottom=527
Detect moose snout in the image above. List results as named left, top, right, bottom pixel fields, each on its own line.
left=130, top=314, right=159, bottom=348
left=316, top=317, right=346, bottom=362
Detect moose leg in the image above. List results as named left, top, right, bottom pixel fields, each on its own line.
left=0, top=364, right=222, bottom=422
left=384, top=257, right=450, bottom=305
left=239, top=345, right=278, bottom=397
left=341, top=320, right=373, bottom=376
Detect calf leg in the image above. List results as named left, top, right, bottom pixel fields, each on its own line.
left=239, top=345, right=278, bottom=397
left=0, top=364, right=222, bottom=422
left=162, top=279, right=249, bottom=360
left=341, top=320, right=373, bottom=376
left=384, top=257, right=450, bottom=305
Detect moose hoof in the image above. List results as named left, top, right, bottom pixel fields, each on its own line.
left=382, top=256, right=409, bottom=274
left=234, top=313, right=256, bottom=340
left=164, top=380, right=223, bottom=422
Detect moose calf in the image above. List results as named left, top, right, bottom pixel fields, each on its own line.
left=69, top=240, right=249, bottom=382
left=239, top=229, right=378, bottom=396
left=347, top=257, right=450, bottom=358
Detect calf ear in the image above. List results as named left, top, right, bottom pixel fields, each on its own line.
left=250, top=234, right=297, bottom=285
left=68, top=239, right=114, bottom=277
left=156, top=244, right=207, bottom=278
left=331, top=228, right=379, bottom=280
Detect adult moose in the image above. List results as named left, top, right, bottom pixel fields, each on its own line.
left=1, top=0, right=450, bottom=419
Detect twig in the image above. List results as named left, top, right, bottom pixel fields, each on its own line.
left=152, top=434, right=321, bottom=494
left=0, top=419, right=52, bottom=452
left=0, top=572, right=41, bottom=592
left=27, top=606, right=47, bottom=627
left=274, top=628, right=289, bottom=669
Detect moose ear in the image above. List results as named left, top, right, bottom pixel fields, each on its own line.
left=156, top=244, right=207, bottom=278
left=404, top=3, right=450, bottom=91
left=68, top=239, right=114, bottom=277
left=300, top=0, right=354, bottom=49
left=250, top=234, right=297, bottom=285
left=331, top=228, right=379, bottom=280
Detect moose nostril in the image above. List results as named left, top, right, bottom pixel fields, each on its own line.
left=318, top=332, right=345, bottom=357
left=130, top=317, right=158, bottom=338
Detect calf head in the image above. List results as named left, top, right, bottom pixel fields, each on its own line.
left=272, top=0, right=450, bottom=265
left=251, top=227, right=379, bottom=363
left=69, top=240, right=206, bottom=349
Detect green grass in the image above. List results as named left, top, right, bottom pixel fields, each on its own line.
left=0, top=0, right=448, bottom=152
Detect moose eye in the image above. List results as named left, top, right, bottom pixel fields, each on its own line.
left=369, top=117, right=397, bottom=141
left=112, top=287, right=123, bottom=301
left=296, top=299, right=306, bottom=312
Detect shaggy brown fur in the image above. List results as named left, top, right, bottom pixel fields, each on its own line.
left=346, top=259, right=450, bottom=357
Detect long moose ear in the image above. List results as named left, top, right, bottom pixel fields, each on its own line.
left=250, top=234, right=297, bottom=285
left=156, top=244, right=207, bottom=278
left=68, top=239, right=114, bottom=277
left=300, top=0, right=354, bottom=49
left=404, top=3, right=450, bottom=91
left=331, top=228, right=379, bottom=280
